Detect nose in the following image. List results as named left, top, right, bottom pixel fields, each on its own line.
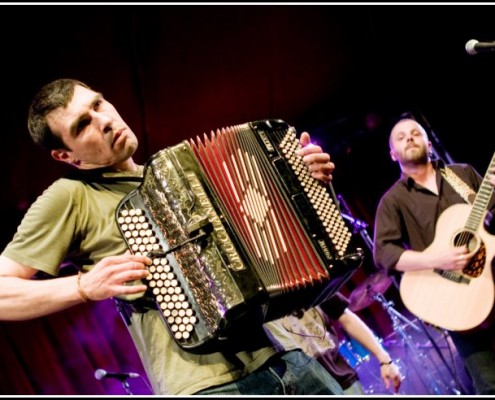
left=90, top=110, right=113, bottom=134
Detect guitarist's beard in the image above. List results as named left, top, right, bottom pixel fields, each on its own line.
left=401, top=146, right=430, bottom=168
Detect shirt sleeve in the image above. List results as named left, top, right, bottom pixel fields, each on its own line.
left=2, top=179, right=79, bottom=276
left=372, top=189, right=406, bottom=272
left=319, top=292, right=350, bottom=321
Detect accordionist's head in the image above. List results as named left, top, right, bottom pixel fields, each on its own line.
left=27, top=78, right=139, bottom=172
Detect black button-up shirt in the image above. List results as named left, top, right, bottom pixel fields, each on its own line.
left=373, top=160, right=495, bottom=272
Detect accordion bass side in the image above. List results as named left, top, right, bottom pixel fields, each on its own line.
left=116, top=119, right=363, bottom=352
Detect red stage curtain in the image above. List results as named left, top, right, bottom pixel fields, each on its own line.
left=0, top=299, right=153, bottom=395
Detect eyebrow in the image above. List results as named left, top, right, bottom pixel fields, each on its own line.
left=68, top=92, right=104, bottom=136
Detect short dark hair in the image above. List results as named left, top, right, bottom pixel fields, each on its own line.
left=27, top=78, right=90, bottom=150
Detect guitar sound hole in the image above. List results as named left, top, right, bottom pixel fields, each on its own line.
left=453, top=230, right=478, bottom=253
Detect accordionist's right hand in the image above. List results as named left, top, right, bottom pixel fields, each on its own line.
left=77, top=252, right=151, bottom=302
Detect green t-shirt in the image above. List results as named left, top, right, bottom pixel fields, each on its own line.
left=2, top=168, right=277, bottom=395
left=3, top=170, right=141, bottom=274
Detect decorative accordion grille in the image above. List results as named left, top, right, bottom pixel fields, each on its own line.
left=189, top=122, right=353, bottom=293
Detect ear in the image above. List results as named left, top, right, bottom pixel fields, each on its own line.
left=427, top=141, right=433, bottom=155
left=51, top=149, right=80, bottom=166
left=390, top=149, right=397, bottom=162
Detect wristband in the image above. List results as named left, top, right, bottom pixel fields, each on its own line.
left=380, top=360, right=393, bottom=366
left=77, top=271, right=91, bottom=302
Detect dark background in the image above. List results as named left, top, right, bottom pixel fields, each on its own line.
left=0, top=4, right=493, bottom=395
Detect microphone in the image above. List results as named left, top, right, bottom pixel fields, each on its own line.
left=465, top=39, right=495, bottom=55
left=94, top=368, right=140, bottom=381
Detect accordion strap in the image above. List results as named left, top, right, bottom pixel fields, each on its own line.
left=64, top=167, right=144, bottom=183
left=440, top=167, right=476, bottom=205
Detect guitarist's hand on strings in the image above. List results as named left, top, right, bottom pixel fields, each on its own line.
left=431, top=245, right=471, bottom=271
left=297, top=132, right=335, bottom=184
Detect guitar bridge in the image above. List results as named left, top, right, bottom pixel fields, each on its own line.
left=433, top=269, right=471, bottom=285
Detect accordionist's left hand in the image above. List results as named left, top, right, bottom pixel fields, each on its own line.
left=297, top=132, right=335, bottom=184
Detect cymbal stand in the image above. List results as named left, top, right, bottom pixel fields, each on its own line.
left=370, top=288, right=445, bottom=395
left=416, top=319, right=469, bottom=395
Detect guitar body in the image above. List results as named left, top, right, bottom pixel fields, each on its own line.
left=400, top=203, right=495, bottom=331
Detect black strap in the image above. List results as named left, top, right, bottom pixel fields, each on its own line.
left=64, top=168, right=143, bottom=183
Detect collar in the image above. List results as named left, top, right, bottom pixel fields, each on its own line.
left=399, top=159, right=446, bottom=188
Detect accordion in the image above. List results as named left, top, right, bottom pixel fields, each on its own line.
left=116, top=119, right=363, bottom=352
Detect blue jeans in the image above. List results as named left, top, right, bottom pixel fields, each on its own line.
left=195, top=349, right=344, bottom=395
left=343, top=380, right=366, bottom=395
left=450, top=326, right=495, bottom=395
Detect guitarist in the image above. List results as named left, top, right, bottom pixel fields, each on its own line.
left=373, top=115, right=495, bottom=395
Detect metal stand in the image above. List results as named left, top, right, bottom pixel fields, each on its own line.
left=338, top=194, right=375, bottom=251
left=339, top=193, right=406, bottom=291
left=372, top=288, right=461, bottom=395
left=416, top=319, right=470, bottom=395
left=337, top=193, right=467, bottom=394
left=94, top=367, right=136, bottom=395
left=120, top=379, right=133, bottom=395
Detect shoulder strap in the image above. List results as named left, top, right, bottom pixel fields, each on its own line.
left=440, top=167, right=476, bottom=204
left=64, top=168, right=143, bottom=183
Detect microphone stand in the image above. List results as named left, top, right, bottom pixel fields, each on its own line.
left=415, top=109, right=455, bottom=164
left=104, top=375, right=134, bottom=395
left=337, top=194, right=374, bottom=251
left=96, top=372, right=135, bottom=395
left=119, top=378, right=133, bottom=396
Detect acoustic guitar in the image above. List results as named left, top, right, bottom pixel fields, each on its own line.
left=399, top=152, right=495, bottom=331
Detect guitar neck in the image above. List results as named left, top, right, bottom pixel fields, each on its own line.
left=466, top=151, right=495, bottom=231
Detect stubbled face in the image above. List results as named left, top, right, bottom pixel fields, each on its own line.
left=389, top=118, right=431, bottom=168
left=47, top=84, right=138, bottom=170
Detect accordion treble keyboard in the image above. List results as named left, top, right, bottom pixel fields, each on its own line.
left=116, top=119, right=362, bottom=353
